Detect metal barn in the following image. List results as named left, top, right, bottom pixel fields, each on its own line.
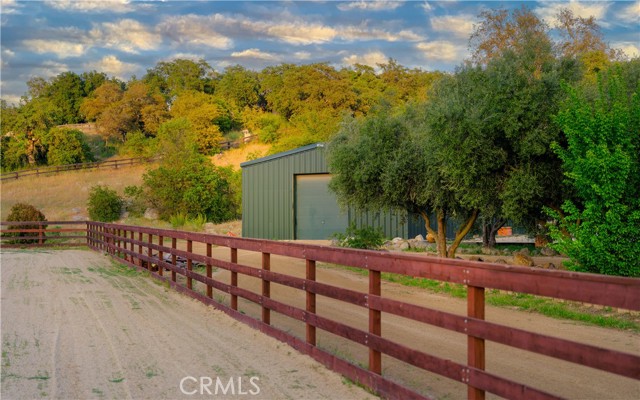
left=240, top=143, right=428, bottom=240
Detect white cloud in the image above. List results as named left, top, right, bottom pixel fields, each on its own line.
left=421, top=1, right=433, bottom=12
left=83, top=55, right=139, bottom=80
left=416, top=41, right=464, bottom=61
left=90, top=19, right=161, bottom=53
left=341, top=24, right=422, bottom=42
left=231, top=48, right=279, bottom=61
left=163, top=53, right=206, bottom=62
left=612, top=41, right=640, bottom=58
left=338, top=1, right=403, bottom=12
left=431, top=14, right=476, bottom=39
left=293, top=51, right=312, bottom=60
left=158, top=14, right=233, bottom=49
left=0, top=0, right=21, bottom=14
left=616, top=1, right=640, bottom=25
left=536, top=1, right=611, bottom=27
left=43, top=0, right=135, bottom=13
left=23, top=39, right=87, bottom=58
left=3, top=48, right=15, bottom=57
left=263, top=21, right=337, bottom=45
left=27, top=60, right=69, bottom=79
left=342, top=50, right=388, bottom=68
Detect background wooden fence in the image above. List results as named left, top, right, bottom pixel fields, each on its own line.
left=0, top=134, right=255, bottom=181
left=0, top=157, right=154, bottom=181
left=0, top=220, right=87, bottom=246
left=2, top=221, right=639, bottom=399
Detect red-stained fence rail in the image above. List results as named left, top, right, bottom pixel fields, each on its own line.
left=77, top=222, right=640, bottom=400
left=0, top=220, right=87, bottom=247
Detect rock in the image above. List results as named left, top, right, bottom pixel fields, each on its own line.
left=494, top=258, right=508, bottom=264
left=414, top=234, right=424, bottom=241
left=468, top=256, right=484, bottom=262
left=144, top=208, right=159, bottom=220
left=330, top=238, right=340, bottom=247
left=410, top=240, right=430, bottom=250
left=397, top=241, right=409, bottom=250
left=540, top=247, right=558, bottom=257
left=513, top=253, right=534, bottom=267
left=515, top=247, right=530, bottom=257
left=392, top=237, right=404, bottom=244
left=481, top=247, right=501, bottom=256
left=426, top=233, right=436, bottom=243
left=541, top=262, right=557, bottom=270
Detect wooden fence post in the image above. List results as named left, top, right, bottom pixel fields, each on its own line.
left=187, top=240, right=193, bottom=290
left=137, top=231, right=142, bottom=267
left=306, top=259, right=317, bottom=346
left=262, top=252, right=270, bottom=325
left=206, top=243, right=212, bottom=299
left=171, top=238, right=177, bottom=282
left=158, top=236, right=164, bottom=277
left=38, top=223, right=44, bottom=245
left=147, top=233, right=153, bottom=271
left=231, top=248, right=238, bottom=310
left=467, top=286, right=486, bottom=400
left=369, top=269, right=382, bottom=375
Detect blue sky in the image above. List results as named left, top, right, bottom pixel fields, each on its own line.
left=1, top=1, right=638, bottom=105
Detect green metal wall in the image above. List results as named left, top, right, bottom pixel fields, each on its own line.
left=241, top=143, right=419, bottom=240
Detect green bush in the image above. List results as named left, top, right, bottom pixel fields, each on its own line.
left=333, top=223, right=386, bottom=250
left=123, top=185, right=147, bottom=218
left=44, top=128, right=94, bottom=166
left=4, top=203, right=47, bottom=244
left=549, top=70, right=640, bottom=276
left=143, top=160, right=239, bottom=223
left=87, top=185, right=123, bottom=222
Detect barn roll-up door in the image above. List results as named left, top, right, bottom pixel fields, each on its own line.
left=295, top=174, right=348, bottom=240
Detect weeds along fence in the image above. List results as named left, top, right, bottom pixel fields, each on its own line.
left=0, top=157, right=154, bottom=181
left=81, top=222, right=639, bottom=400
left=0, top=220, right=87, bottom=247
left=1, top=221, right=638, bottom=399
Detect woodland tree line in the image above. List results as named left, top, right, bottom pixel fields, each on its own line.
left=1, top=6, right=638, bottom=275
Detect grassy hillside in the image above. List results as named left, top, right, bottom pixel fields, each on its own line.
left=1, top=143, right=269, bottom=222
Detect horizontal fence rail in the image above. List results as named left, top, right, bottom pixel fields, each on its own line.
left=0, top=220, right=88, bottom=248
left=0, top=157, right=155, bottom=181
left=73, top=222, right=640, bottom=400
left=1, top=135, right=256, bottom=181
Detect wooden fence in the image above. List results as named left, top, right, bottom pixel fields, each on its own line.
left=1, top=221, right=638, bottom=398
left=77, top=222, right=639, bottom=400
left=0, top=220, right=87, bottom=247
left=1, top=135, right=256, bottom=181
left=0, top=157, right=154, bottom=181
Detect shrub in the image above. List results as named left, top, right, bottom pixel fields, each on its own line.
left=45, top=128, right=95, bottom=166
left=123, top=185, right=147, bottom=218
left=332, top=223, right=386, bottom=250
left=143, top=160, right=239, bottom=223
left=4, top=203, right=47, bottom=244
left=87, top=185, right=123, bottom=222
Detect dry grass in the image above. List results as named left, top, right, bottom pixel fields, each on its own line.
left=2, top=143, right=272, bottom=225
left=210, top=143, right=271, bottom=168
left=1, top=164, right=153, bottom=221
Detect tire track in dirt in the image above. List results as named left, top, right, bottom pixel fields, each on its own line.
left=1, top=250, right=376, bottom=400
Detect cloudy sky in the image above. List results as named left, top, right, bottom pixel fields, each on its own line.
left=1, top=0, right=638, bottom=105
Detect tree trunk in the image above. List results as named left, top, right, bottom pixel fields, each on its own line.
left=447, top=209, right=479, bottom=258
left=436, top=210, right=447, bottom=257
left=482, top=218, right=505, bottom=248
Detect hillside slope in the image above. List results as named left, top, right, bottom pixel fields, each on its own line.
left=1, top=143, right=270, bottom=221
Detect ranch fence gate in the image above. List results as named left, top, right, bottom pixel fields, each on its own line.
left=1, top=221, right=639, bottom=399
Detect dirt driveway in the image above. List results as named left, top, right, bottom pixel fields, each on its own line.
left=0, top=250, right=374, bottom=400
left=1, top=249, right=639, bottom=399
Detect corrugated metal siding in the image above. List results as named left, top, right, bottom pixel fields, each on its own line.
left=242, top=144, right=329, bottom=239
left=242, top=144, right=416, bottom=240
